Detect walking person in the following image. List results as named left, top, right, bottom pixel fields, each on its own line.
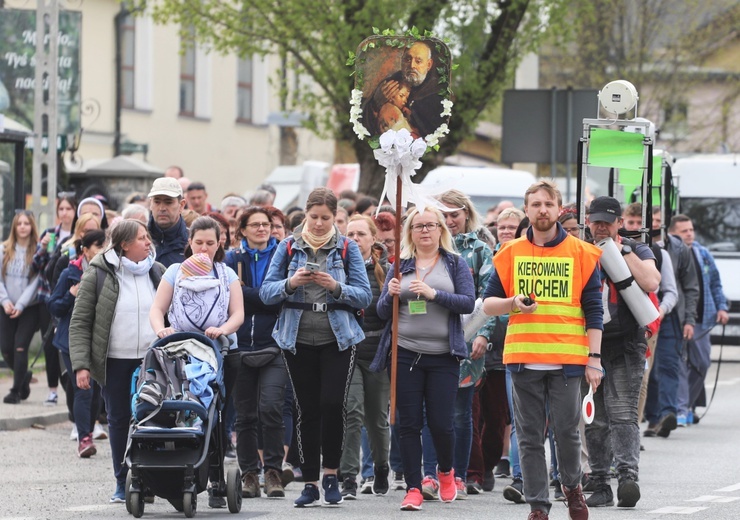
left=584, top=196, right=660, bottom=509
left=260, top=187, right=372, bottom=508
left=1, top=210, right=41, bottom=404
left=372, top=207, right=476, bottom=511
left=33, top=194, right=77, bottom=406
left=339, top=215, right=392, bottom=499
left=483, top=180, right=604, bottom=520
left=47, top=230, right=107, bottom=457
left=69, top=219, right=166, bottom=503
left=224, top=207, right=289, bottom=499
left=149, top=215, right=244, bottom=508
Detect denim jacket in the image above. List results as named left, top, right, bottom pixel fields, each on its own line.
left=259, top=231, right=372, bottom=353
left=692, top=241, right=729, bottom=325
left=370, top=249, right=476, bottom=372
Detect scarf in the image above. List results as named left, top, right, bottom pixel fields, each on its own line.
left=121, top=250, right=155, bottom=276
left=301, top=226, right=336, bottom=254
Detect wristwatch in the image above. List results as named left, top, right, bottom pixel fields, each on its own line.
left=620, top=244, right=633, bottom=256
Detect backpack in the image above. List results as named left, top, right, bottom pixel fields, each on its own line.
left=130, top=347, right=197, bottom=428
left=284, top=236, right=364, bottom=326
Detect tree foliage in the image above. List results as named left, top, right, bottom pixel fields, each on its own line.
left=133, top=0, right=568, bottom=194
left=540, top=0, right=740, bottom=152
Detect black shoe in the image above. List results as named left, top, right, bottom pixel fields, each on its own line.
left=341, top=477, right=357, bottom=499
left=20, top=371, right=32, bottom=400
left=503, top=478, right=526, bottom=504
left=581, top=474, right=597, bottom=493
left=553, top=479, right=565, bottom=501
left=585, top=484, right=614, bottom=507
left=656, top=413, right=677, bottom=438
left=643, top=423, right=658, bottom=437
left=494, top=459, right=511, bottom=478
left=373, top=464, right=390, bottom=495
left=617, top=479, right=640, bottom=507
left=208, top=487, right=226, bottom=508
left=482, top=470, right=495, bottom=492
left=3, top=391, right=20, bottom=404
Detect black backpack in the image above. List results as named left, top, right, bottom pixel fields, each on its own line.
left=131, top=347, right=197, bottom=427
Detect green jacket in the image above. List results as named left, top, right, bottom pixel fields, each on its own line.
left=69, top=250, right=164, bottom=385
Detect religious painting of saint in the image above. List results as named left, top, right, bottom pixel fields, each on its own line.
left=354, top=36, right=451, bottom=142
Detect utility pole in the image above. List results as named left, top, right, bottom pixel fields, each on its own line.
left=31, top=0, right=59, bottom=228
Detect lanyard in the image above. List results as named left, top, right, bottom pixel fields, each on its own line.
left=415, top=254, right=440, bottom=287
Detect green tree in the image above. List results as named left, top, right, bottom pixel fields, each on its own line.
left=133, top=0, right=567, bottom=194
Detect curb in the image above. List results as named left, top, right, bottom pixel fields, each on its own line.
left=0, top=411, right=69, bottom=432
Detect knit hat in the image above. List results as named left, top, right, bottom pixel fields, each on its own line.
left=180, top=253, right=212, bottom=278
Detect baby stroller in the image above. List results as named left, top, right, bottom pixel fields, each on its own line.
left=124, top=332, right=241, bottom=518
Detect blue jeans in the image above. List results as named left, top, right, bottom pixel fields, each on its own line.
left=103, top=358, right=142, bottom=486
left=61, top=352, right=98, bottom=439
left=584, top=339, right=646, bottom=484
left=361, top=428, right=373, bottom=480
left=396, top=348, right=459, bottom=491
left=506, top=369, right=522, bottom=479
left=645, top=313, right=683, bottom=423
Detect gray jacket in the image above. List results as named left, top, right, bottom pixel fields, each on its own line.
left=663, top=234, right=699, bottom=327
left=0, top=244, right=39, bottom=312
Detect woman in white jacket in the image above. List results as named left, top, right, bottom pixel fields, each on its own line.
left=1, top=210, right=40, bottom=404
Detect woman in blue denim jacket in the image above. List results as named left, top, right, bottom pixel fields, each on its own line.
left=259, top=187, right=371, bottom=507
left=372, top=207, right=475, bottom=510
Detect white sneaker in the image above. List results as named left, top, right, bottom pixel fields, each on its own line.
left=70, top=424, right=78, bottom=441
left=44, top=391, right=58, bottom=406
left=93, top=423, right=108, bottom=440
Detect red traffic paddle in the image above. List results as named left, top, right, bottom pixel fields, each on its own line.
left=582, top=385, right=595, bottom=425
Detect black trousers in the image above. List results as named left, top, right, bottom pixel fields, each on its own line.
left=284, top=341, right=355, bottom=482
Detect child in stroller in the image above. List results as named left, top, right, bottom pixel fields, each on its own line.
left=124, top=331, right=242, bottom=518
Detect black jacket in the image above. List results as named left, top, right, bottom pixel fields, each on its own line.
left=148, top=216, right=188, bottom=268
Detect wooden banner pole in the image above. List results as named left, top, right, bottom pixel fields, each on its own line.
left=389, top=167, right=402, bottom=425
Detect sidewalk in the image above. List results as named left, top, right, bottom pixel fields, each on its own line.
left=0, top=370, right=70, bottom=431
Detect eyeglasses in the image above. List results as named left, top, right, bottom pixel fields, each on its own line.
left=246, top=222, right=272, bottom=229
left=411, top=222, right=441, bottom=232
left=497, top=225, right=518, bottom=232
left=346, top=231, right=369, bottom=238
left=381, top=238, right=396, bottom=247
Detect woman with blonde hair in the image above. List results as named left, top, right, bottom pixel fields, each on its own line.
left=48, top=213, right=102, bottom=289
left=1, top=210, right=41, bottom=404
left=372, top=206, right=475, bottom=510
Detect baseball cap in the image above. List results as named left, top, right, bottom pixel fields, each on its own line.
left=148, top=177, right=183, bottom=199
left=587, top=196, right=621, bottom=223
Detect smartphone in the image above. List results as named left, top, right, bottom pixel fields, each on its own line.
left=305, top=262, right=320, bottom=273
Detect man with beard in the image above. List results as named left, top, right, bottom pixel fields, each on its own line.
left=584, top=196, right=661, bottom=509
left=483, top=180, right=603, bottom=520
left=365, top=41, right=444, bottom=137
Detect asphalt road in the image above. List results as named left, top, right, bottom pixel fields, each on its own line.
left=2, top=357, right=740, bottom=520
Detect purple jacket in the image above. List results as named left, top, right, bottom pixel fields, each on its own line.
left=370, top=249, right=475, bottom=372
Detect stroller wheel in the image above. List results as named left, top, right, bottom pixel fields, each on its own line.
left=183, top=492, right=197, bottom=518
left=130, top=491, right=144, bottom=518
left=125, top=473, right=133, bottom=514
left=227, top=467, right=242, bottom=513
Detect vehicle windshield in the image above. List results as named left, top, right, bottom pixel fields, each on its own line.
left=679, top=198, right=740, bottom=254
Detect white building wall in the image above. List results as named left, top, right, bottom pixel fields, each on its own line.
left=74, top=1, right=334, bottom=204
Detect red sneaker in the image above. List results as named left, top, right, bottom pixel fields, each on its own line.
left=563, top=484, right=589, bottom=520
left=437, top=469, right=457, bottom=503
left=78, top=434, right=97, bottom=458
left=400, top=488, right=423, bottom=511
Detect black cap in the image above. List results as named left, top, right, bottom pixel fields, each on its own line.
left=587, top=196, right=621, bottom=223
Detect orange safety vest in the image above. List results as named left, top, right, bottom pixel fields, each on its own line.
left=494, top=234, right=602, bottom=365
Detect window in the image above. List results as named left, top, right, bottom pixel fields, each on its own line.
left=121, top=14, right=135, bottom=109
left=236, top=57, right=253, bottom=122
left=179, top=26, right=196, bottom=116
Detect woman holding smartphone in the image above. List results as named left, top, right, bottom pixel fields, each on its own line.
left=260, top=187, right=372, bottom=508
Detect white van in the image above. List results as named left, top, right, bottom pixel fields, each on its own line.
left=673, top=154, right=739, bottom=343
left=420, top=165, right=537, bottom=216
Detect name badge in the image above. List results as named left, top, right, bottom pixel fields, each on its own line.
left=408, top=300, right=427, bottom=315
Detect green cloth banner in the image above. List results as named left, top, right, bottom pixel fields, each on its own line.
left=588, top=128, right=645, bottom=170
